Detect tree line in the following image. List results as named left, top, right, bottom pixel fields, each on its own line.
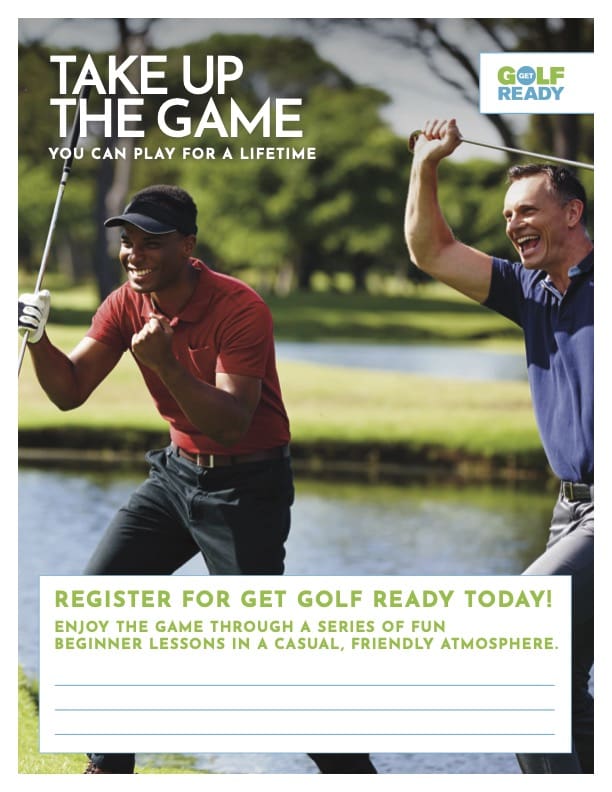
left=18, top=25, right=594, bottom=300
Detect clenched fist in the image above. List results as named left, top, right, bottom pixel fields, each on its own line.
left=131, top=315, right=175, bottom=373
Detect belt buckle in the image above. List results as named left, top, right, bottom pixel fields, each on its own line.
left=197, top=453, right=216, bottom=468
left=562, top=481, right=590, bottom=501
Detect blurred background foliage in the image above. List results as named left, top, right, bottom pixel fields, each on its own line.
left=18, top=20, right=594, bottom=302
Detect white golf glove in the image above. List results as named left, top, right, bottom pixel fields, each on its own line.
left=18, top=290, right=51, bottom=343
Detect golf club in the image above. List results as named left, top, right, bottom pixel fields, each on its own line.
left=18, top=83, right=92, bottom=374
left=408, top=129, right=594, bottom=171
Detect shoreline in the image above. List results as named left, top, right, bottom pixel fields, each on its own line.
left=18, top=429, right=552, bottom=487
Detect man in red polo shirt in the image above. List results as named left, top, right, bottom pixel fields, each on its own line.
left=18, top=184, right=376, bottom=775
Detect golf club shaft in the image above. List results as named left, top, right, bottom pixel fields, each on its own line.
left=459, top=136, right=594, bottom=171
left=18, top=84, right=91, bottom=373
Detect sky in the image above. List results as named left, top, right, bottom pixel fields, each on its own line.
left=17, top=16, right=526, bottom=163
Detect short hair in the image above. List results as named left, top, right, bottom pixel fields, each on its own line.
left=507, top=164, right=588, bottom=226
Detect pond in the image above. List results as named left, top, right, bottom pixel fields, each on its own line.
left=19, top=465, right=558, bottom=774
left=276, top=341, right=527, bottom=381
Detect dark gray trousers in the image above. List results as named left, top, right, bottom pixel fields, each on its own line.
left=84, top=446, right=376, bottom=774
left=84, top=446, right=294, bottom=576
left=516, top=488, right=594, bottom=774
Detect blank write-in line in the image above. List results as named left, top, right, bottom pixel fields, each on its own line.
left=54, top=731, right=556, bottom=737
left=54, top=682, right=556, bottom=688
left=55, top=707, right=555, bottom=713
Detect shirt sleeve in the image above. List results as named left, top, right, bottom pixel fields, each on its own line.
left=215, top=298, right=273, bottom=379
left=86, top=290, right=131, bottom=352
left=483, top=257, right=528, bottom=328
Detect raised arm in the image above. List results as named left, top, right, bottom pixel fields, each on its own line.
left=404, top=118, right=494, bottom=304
left=26, top=334, right=123, bottom=410
left=19, top=290, right=123, bottom=409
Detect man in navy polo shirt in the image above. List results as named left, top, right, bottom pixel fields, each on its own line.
left=404, top=119, right=593, bottom=774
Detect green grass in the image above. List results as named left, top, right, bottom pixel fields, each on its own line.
left=18, top=324, right=539, bottom=457
left=281, top=360, right=538, bottom=455
left=18, top=325, right=160, bottom=431
left=266, top=286, right=523, bottom=346
left=17, top=277, right=541, bottom=468
left=18, top=667, right=205, bottom=774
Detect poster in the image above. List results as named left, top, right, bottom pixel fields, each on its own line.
left=15, top=8, right=603, bottom=791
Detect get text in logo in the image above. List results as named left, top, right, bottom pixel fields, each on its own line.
left=497, top=65, right=565, bottom=101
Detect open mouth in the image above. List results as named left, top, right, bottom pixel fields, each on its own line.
left=127, top=267, right=155, bottom=283
left=515, top=234, right=541, bottom=257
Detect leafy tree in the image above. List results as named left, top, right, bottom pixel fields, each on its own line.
left=310, top=18, right=594, bottom=162
left=18, top=43, right=98, bottom=281
left=20, top=22, right=593, bottom=297
left=119, top=34, right=410, bottom=292
left=438, top=159, right=515, bottom=260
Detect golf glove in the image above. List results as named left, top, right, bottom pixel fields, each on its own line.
left=18, top=290, right=51, bottom=343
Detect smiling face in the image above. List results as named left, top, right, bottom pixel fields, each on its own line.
left=119, top=224, right=195, bottom=295
left=502, top=172, right=587, bottom=276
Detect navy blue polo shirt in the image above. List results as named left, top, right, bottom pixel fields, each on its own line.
left=484, top=250, right=594, bottom=483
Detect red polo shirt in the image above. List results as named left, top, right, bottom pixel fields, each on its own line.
left=87, top=259, right=290, bottom=455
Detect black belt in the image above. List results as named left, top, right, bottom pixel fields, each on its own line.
left=171, top=443, right=289, bottom=469
left=560, top=481, right=593, bottom=502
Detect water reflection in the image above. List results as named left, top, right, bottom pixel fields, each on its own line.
left=19, top=466, right=555, bottom=774
left=287, top=479, right=551, bottom=577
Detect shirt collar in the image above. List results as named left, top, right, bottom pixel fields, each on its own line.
left=540, top=248, right=594, bottom=297
left=140, top=259, right=213, bottom=324
left=567, top=249, right=594, bottom=279
left=178, top=259, right=214, bottom=323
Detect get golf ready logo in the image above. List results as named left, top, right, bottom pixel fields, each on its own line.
left=479, top=53, right=594, bottom=114
left=498, top=64, right=565, bottom=100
